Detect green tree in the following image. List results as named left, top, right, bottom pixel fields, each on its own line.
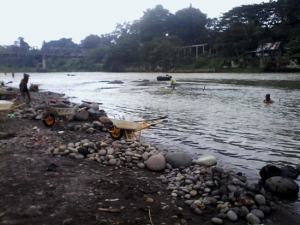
left=18, top=37, right=30, bottom=51
left=140, top=36, right=183, bottom=71
left=173, top=6, right=208, bottom=45
left=81, top=34, right=102, bottom=49
left=139, top=5, right=174, bottom=42
left=209, top=3, right=277, bottom=56
left=103, top=36, right=141, bottom=71
left=42, top=38, right=78, bottom=49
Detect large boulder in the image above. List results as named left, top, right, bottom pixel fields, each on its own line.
left=87, top=108, right=101, bottom=120
left=29, top=84, right=39, bottom=92
left=260, top=165, right=300, bottom=181
left=145, top=155, right=165, bottom=171
left=265, top=176, right=299, bottom=198
left=91, top=102, right=99, bottom=111
left=75, top=109, right=89, bottom=121
left=196, top=155, right=217, bottom=166
left=259, top=165, right=281, bottom=181
left=165, top=152, right=192, bottom=168
left=99, top=116, right=112, bottom=124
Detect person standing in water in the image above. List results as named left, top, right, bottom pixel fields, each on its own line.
left=263, top=94, right=274, bottom=103
left=170, top=77, right=176, bottom=90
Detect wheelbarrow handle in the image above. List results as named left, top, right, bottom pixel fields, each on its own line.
left=134, top=115, right=168, bottom=122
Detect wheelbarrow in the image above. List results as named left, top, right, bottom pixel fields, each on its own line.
left=107, top=116, right=168, bottom=140
left=43, top=99, right=80, bottom=127
left=0, top=99, right=26, bottom=121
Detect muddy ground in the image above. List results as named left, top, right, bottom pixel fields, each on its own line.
left=0, top=91, right=300, bottom=225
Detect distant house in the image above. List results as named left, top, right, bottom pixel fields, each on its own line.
left=246, top=42, right=283, bottom=58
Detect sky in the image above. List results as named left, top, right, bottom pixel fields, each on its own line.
left=0, top=0, right=267, bottom=48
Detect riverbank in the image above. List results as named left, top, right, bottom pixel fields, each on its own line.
left=0, top=88, right=300, bottom=225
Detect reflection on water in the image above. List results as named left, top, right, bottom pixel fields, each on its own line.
left=2, top=72, right=300, bottom=204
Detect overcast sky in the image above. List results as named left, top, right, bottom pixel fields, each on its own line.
left=0, top=0, right=267, bottom=48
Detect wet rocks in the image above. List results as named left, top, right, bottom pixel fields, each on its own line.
left=165, top=152, right=192, bottom=168
left=29, top=84, right=39, bottom=92
left=265, top=176, right=299, bottom=197
left=75, top=110, right=89, bottom=121
left=196, top=155, right=217, bottom=166
left=145, top=155, right=165, bottom=171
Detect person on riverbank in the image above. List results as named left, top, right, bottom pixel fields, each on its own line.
left=19, top=73, right=31, bottom=102
left=263, top=94, right=274, bottom=103
left=170, top=77, right=176, bottom=90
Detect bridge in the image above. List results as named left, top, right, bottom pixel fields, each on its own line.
left=0, top=45, right=90, bottom=69
left=0, top=45, right=89, bottom=58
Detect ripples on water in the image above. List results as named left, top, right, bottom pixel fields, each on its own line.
left=3, top=72, right=300, bottom=203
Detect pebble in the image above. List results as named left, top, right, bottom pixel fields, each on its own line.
left=250, top=209, right=265, bottom=219
left=246, top=213, right=261, bottom=224
left=146, top=198, right=153, bottom=203
left=211, top=217, right=223, bottom=224
left=255, top=194, right=266, bottom=205
left=227, top=210, right=238, bottom=221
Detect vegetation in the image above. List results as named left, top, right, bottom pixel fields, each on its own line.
left=0, top=0, right=300, bottom=72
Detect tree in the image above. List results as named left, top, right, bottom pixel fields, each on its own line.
left=209, top=3, right=278, bottom=56
left=140, top=36, right=183, bottom=71
left=139, top=5, right=174, bottom=42
left=173, top=6, right=208, bottom=45
left=81, top=35, right=102, bottom=49
left=42, top=38, right=78, bottom=49
left=84, top=44, right=109, bottom=65
left=103, top=36, right=141, bottom=71
left=18, top=37, right=30, bottom=51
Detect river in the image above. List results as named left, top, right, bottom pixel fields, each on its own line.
left=2, top=72, right=300, bottom=206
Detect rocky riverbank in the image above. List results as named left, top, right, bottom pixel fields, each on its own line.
left=0, top=87, right=300, bottom=225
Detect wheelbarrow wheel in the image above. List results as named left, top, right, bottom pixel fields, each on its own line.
left=43, top=114, right=56, bottom=127
left=108, top=126, right=124, bottom=140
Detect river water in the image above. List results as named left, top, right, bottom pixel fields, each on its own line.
left=2, top=72, right=300, bottom=204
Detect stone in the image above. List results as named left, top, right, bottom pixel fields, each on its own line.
left=99, top=116, right=112, bottom=124
left=98, top=149, right=107, bottom=156
left=142, top=152, right=148, bottom=160
left=227, top=210, right=238, bottom=221
left=91, top=102, right=99, bottom=111
left=109, top=159, right=116, bottom=165
left=196, top=155, right=217, bottom=166
left=165, top=152, right=192, bottom=168
left=258, top=205, right=272, bottom=215
left=137, top=163, right=145, bottom=169
left=254, top=194, right=266, bottom=205
left=107, top=148, right=115, bottom=155
left=29, top=84, right=39, bottom=92
left=265, top=176, right=299, bottom=197
left=211, top=217, right=223, bottom=224
left=238, top=206, right=249, bottom=218
left=246, top=213, right=261, bottom=225
left=75, top=109, right=89, bottom=121
left=75, top=154, right=84, bottom=159
left=145, top=155, right=165, bottom=171
left=250, top=209, right=264, bottom=219
left=78, top=146, right=89, bottom=157
left=189, top=190, right=197, bottom=196
left=87, top=108, right=98, bottom=117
